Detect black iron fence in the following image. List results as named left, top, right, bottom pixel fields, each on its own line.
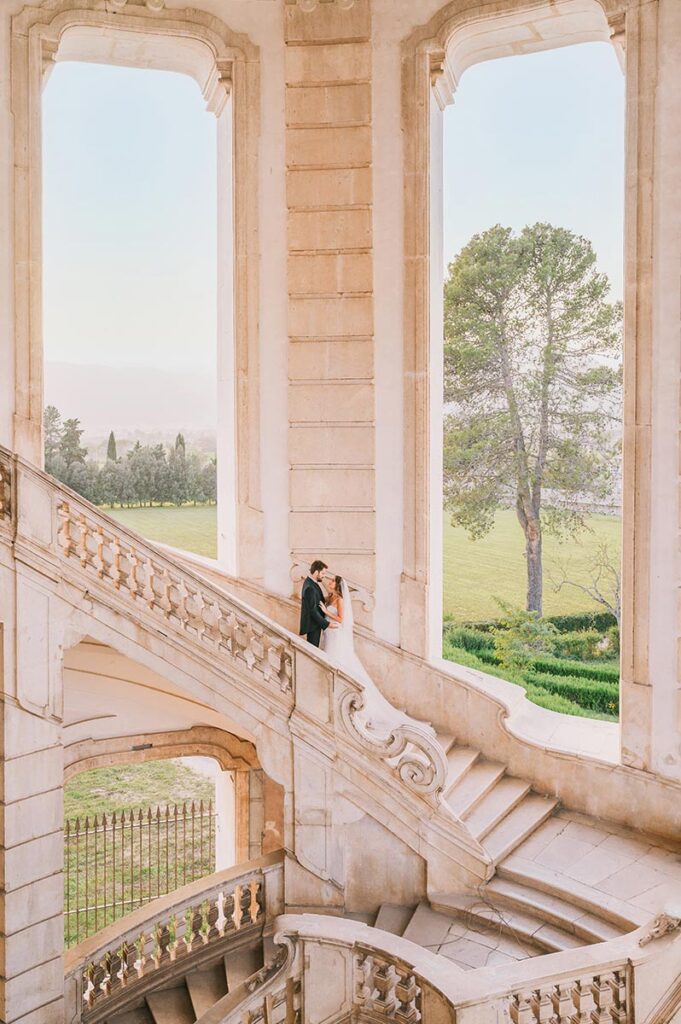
left=64, top=801, right=216, bottom=947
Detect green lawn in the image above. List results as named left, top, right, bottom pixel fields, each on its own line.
left=65, top=760, right=214, bottom=821
left=443, top=510, right=621, bottom=622
left=108, top=504, right=217, bottom=559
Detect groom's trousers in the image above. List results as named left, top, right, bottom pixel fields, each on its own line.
left=306, top=630, right=322, bottom=648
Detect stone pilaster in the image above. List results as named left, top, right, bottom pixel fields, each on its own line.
left=285, top=0, right=375, bottom=598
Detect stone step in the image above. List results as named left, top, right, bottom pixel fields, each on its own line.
left=225, top=944, right=264, bottom=990
left=186, top=962, right=229, bottom=1019
left=446, top=761, right=506, bottom=817
left=444, top=747, right=480, bottom=795
left=401, top=901, right=456, bottom=952
left=146, top=987, right=196, bottom=1024
left=498, top=855, right=648, bottom=931
left=463, top=777, right=531, bottom=840
left=483, top=794, right=559, bottom=863
left=374, top=903, right=414, bottom=937
left=110, top=1008, right=155, bottom=1024
left=429, top=893, right=583, bottom=954
left=485, top=877, right=626, bottom=943
left=436, top=733, right=456, bottom=755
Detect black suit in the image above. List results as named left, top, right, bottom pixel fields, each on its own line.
left=299, top=577, right=329, bottom=648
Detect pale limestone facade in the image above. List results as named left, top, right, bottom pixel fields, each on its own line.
left=1, top=0, right=681, bottom=1022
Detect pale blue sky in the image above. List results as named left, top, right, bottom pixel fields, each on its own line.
left=42, top=41, right=624, bottom=375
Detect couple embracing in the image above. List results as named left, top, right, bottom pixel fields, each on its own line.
left=299, top=559, right=396, bottom=725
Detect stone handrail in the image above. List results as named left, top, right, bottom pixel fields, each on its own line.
left=64, top=852, right=284, bottom=1022
left=214, top=912, right=681, bottom=1024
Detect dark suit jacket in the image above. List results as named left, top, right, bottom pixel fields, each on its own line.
left=299, top=577, right=329, bottom=636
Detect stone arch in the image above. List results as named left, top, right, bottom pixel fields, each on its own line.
left=10, top=0, right=263, bottom=576
left=398, top=0, right=629, bottom=660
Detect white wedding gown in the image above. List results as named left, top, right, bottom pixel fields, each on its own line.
left=321, top=581, right=421, bottom=731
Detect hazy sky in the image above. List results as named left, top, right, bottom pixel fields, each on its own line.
left=42, top=41, right=624, bottom=375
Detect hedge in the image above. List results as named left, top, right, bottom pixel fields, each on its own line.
left=530, top=656, right=619, bottom=684
left=523, top=670, right=619, bottom=715
left=442, top=625, right=494, bottom=655
left=460, top=611, right=617, bottom=634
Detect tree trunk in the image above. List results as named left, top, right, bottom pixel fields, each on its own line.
left=525, top=519, right=543, bottom=614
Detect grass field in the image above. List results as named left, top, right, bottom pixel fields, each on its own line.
left=108, top=504, right=217, bottom=558
left=106, top=504, right=621, bottom=623
left=443, top=510, right=621, bottom=621
left=65, top=760, right=214, bottom=821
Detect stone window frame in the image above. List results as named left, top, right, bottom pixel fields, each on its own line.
left=10, top=0, right=263, bottom=577
left=399, top=0, right=654, bottom=764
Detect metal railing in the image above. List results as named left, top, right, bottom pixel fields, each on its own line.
left=64, top=801, right=216, bottom=946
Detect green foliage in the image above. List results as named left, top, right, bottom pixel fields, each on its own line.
left=443, top=222, right=622, bottom=613
left=522, top=685, right=616, bottom=721
left=529, top=655, right=619, bottom=683
left=553, top=629, right=602, bottom=661
left=544, top=610, right=617, bottom=633
left=43, top=407, right=217, bottom=510
left=606, top=624, right=620, bottom=657
left=443, top=625, right=494, bottom=655
left=491, top=602, right=558, bottom=670
left=523, top=670, right=619, bottom=715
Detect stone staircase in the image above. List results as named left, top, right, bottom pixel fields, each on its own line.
left=108, top=944, right=264, bottom=1024
left=438, top=734, right=558, bottom=865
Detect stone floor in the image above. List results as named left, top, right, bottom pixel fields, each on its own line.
left=511, top=808, right=681, bottom=915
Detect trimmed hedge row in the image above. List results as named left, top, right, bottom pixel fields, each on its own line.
left=459, top=610, right=617, bottom=634
left=530, top=656, right=619, bottom=684
left=523, top=670, right=619, bottom=714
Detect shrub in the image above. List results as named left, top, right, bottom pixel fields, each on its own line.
left=544, top=611, right=617, bottom=633
left=523, top=670, right=619, bottom=715
left=530, top=656, right=619, bottom=684
left=606, top=624, right=620, bottom=657
left=553, top=629, right=602, bottom=661
left=443, top=625, right=494, bottom=655
left=522, top=684, right=604, bottom=719
left=492, top=602, right=558, bottom=670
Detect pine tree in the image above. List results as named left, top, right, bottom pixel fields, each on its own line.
left=60, top=418, right=88, bottom=466
left=44, top=405, right=63, bottom=475
left=106, top=431, right=118, bottom=462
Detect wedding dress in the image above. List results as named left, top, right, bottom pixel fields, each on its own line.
left=322, top=581, right=418, bottom=730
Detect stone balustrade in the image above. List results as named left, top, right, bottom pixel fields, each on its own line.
left=54, top=494, right=295, bottom=694
left=65, top=852, right=284, bottom=1021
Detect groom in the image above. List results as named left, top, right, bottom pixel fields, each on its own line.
left=299, top=559, right=334, bottom=648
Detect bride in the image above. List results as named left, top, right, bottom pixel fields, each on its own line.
left=320, top=574, right=419, bottom=730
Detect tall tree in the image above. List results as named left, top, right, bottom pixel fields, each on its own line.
left=60, top=418, right=88, bottom=466
left=443, top=223, right=622, bottom=614
left=44, top=405, right=63, bottom=474
left=175, top=433, right=186, bottom=456
left=106, top=431, right=118, bottom=462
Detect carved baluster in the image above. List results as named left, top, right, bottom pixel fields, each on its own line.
left=167, top=914, right=178, bottom=961
left=200, top=900, right=211, bottom=944
left=216, top=891, right=228, bottom=936
left=552, top=984, right=574, bottom=1024
left=510, top=989, right=537, bottom=1024
left=184, top=907, right=195, bottom=952
left=176, top=579, right=189, bottom=627
left=159, top=569, right=173, bottom=616
left=189, top=591, right=206, bottom=639
left=128, top=548, right=140, bottom=599
left=280, top=649, right=294, bottom=693
left=110, top=534, right=123, bottom=589
left=151, top=923, right=163, bottom=968
left=93, top=526, right=106, bottom=578
left=57, top=502, right=74, bottom=556
left=248, top=630, right=265, bottom=672
left=232, top=885, right=243, bottom=930
left=77, top=514, right=90, bottom=567
left=133, top=932, right=147, bottom=977
left=204, top=600, right=222, bottom=644
left=116, top=942, right=130, bottom=986
left=531, top=987, right=554, bottom=1024
left=608, top=972, right=627, bottom=1024
left=220, top=611, right=238, bottom=655
left=572, top=978, right=597, bottom=1024
left=591, top=974, right=616, bottom=1024
left=83, top=963, right=97, bottom=1008
left=143, top=558, right=157, bottom=610
left=373, top=962, right=399, bottom=1015
left=395, top=971, right=419, bottom=1023
left=99, top=952, right=113, bottom=996
left=248, top=879, right=260, bottom=923
left=355, top=953, right=375, bottom=1006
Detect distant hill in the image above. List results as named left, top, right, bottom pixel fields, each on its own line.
left=44, top=361, right=217, bottom=437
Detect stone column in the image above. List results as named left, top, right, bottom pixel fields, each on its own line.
left=0, top=495, right=64, bottom=1022
left=619, top=0, right=681, bottom=781
left=285, top=0, right=376, bottom=601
